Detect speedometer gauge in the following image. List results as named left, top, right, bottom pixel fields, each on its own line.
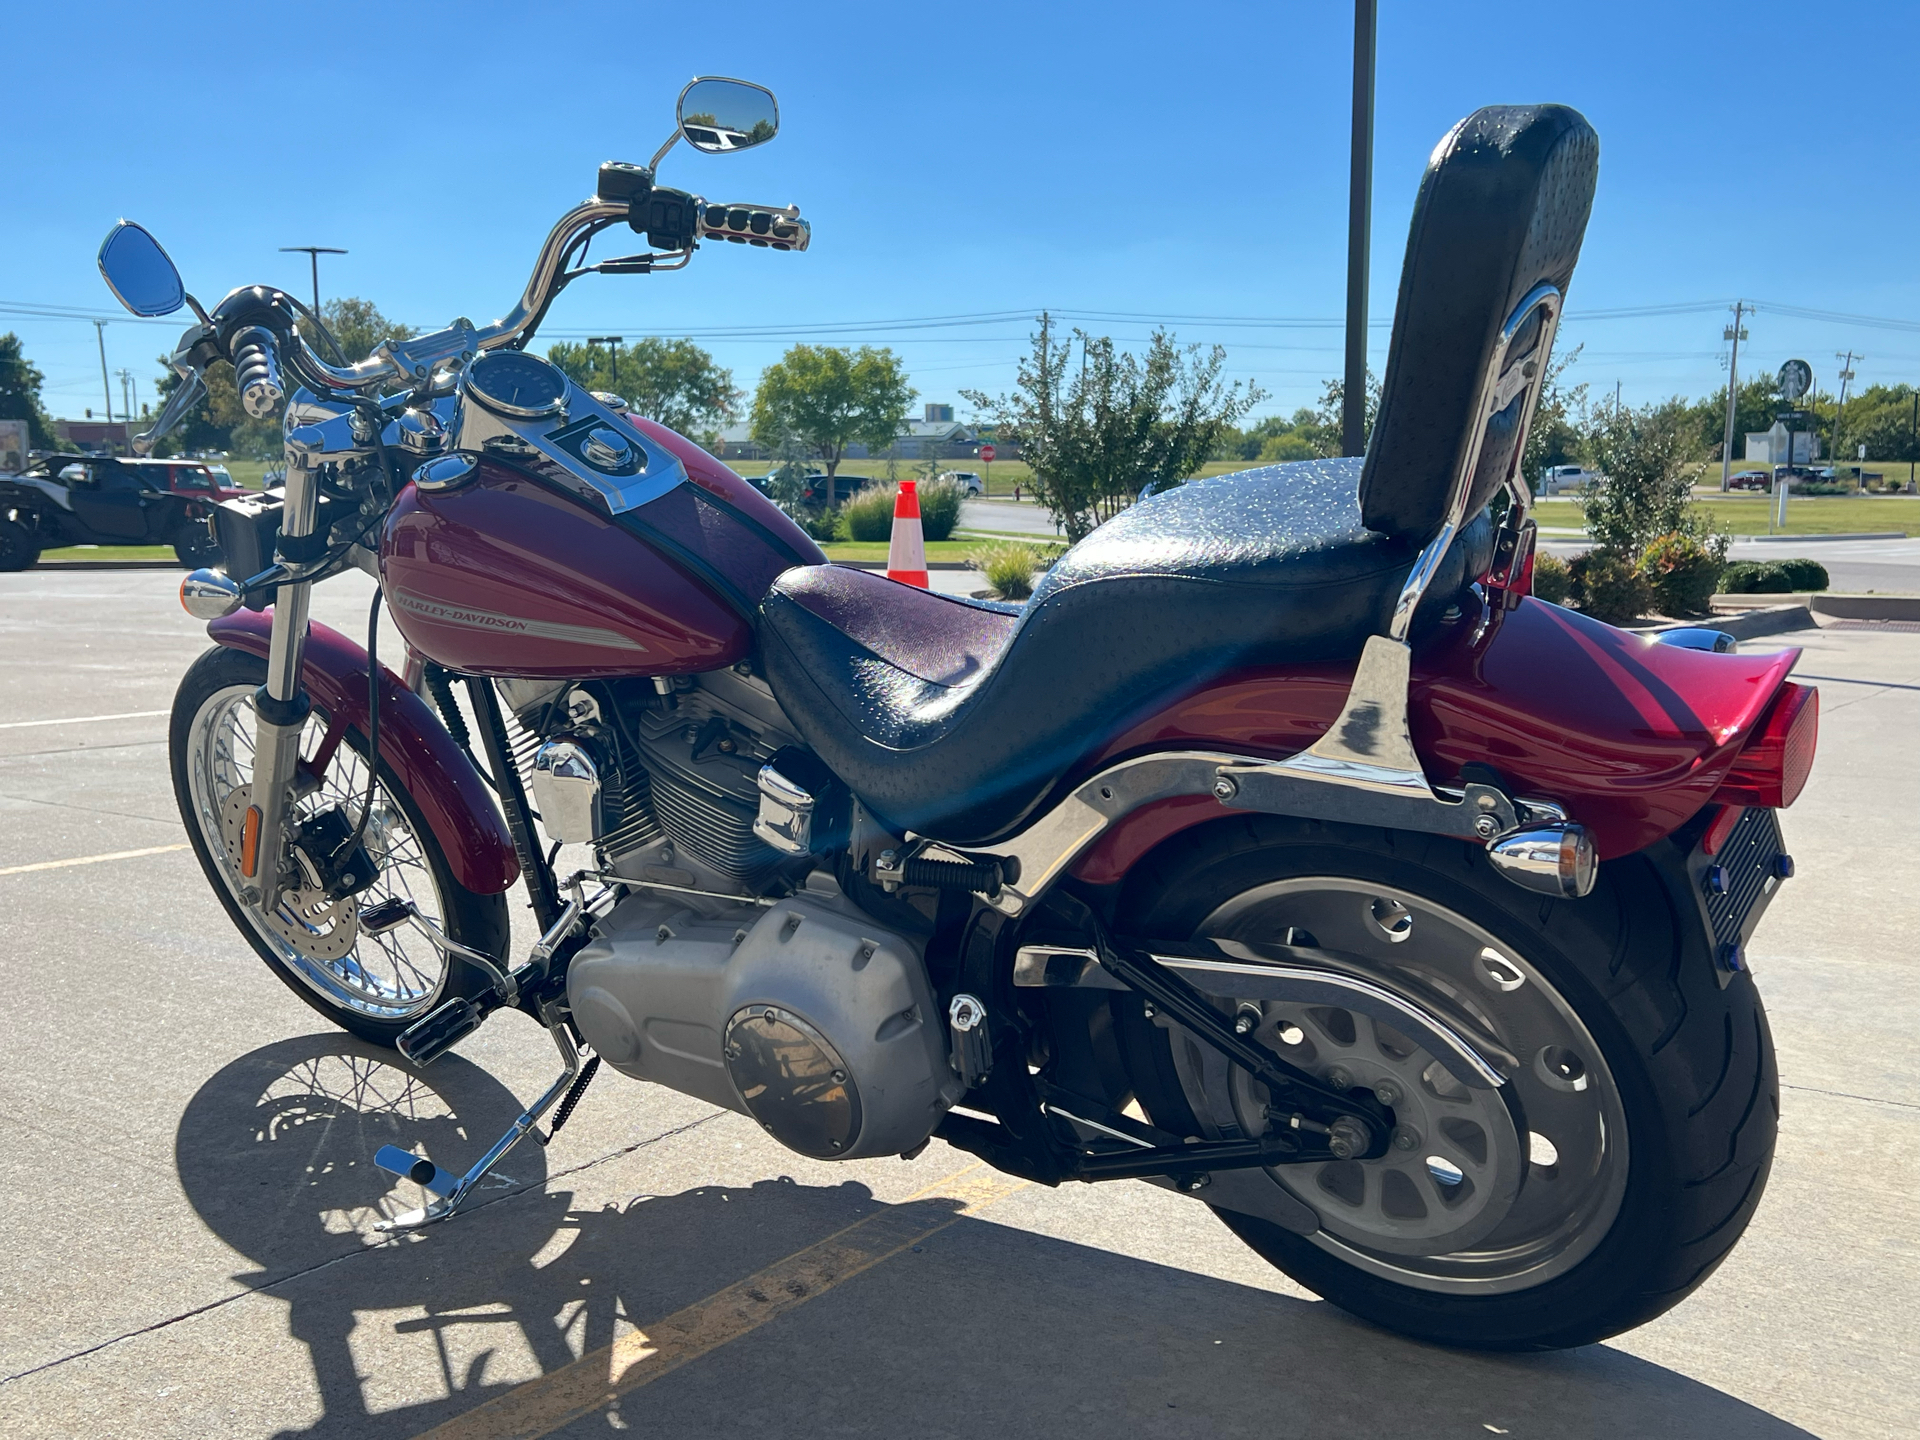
left=465, top=351, right=568, bottom=418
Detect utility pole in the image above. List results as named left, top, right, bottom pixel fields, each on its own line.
left=1832, top=350, right=1859, bottom=480
left=1614, top=379, right=1622, bottom=412
left=116, top=368, right=132, bottom=428
left=1719, top=301, right=1748, bottom=490
left=280, top=245, right=347, bottom=317
left=587, top=335, right=624, bottom=392
left=93, top=320, right=113, bottom=424
left=1342, top=0, right=1376, bottom=458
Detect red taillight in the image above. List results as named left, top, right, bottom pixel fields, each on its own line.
left=1716, top=682, right=1818, bottom=809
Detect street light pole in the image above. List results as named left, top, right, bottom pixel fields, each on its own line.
left=1719, top=301, right=1747, bottom=491
left=279, top=245, right=347, bottom=317
left=1832, top=350, right=1859, bottom=481
left=93, top=319, right=113, bottom=425
left=587, top=335, right=624, bottom=394
left=1342, top=0, right=1377, bottom=459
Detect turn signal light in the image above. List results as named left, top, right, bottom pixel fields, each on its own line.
left=1715, top=682, right=1818, bottom=809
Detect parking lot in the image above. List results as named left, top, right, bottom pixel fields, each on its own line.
left=0, top=567, right=1915, bottom=1439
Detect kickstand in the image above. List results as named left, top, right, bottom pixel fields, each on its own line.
left=374, top=1004, right=582, bottom=1231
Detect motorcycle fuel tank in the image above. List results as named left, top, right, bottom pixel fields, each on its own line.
left=381, top=416, right=824, bottom=679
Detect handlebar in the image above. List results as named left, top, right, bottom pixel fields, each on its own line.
left=231, top=326, right=284, bottom=419
left=206, top=190, right=808, bottom=407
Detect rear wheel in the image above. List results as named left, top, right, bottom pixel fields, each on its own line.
left=0, top=517, right=40, bottom=571
left=1112, top=815, right=1777, bottom=1350
left=172, top=518, right=221, bottom=569
left=170, top=645, right=508, bottom=1047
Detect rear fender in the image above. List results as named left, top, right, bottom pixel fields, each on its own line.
left=1072, top=597, right=1802, bottom=883
left=207, top=610, right=520, bottom=895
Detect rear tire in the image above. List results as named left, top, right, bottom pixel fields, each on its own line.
left=172, top=518, right=221, bottom=569
left=1113, top=814, right=1777, bottom=1351
left=170, top=644, right=509, bottom=1047
left=0, top=518, right=40, bottom=571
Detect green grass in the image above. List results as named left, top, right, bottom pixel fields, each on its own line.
left=726, top=457, right=1255, bottom=499
left=38, top=544, right=179, bottom=562
left=1532, top=494, right=1916, bottom=538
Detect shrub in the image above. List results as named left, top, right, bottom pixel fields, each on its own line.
left=1778, top=557, right=1830, bottom=591
left=917, top=477, right=966, bottom=542
left=1258, top=433, right=1318, bottom=464
left=793, top=505, right=841, bottom=542
left=1721, top=561, right=1788, bottom=593
left=1639, top=531, right=1724, bottom=617
left=1570, top=549, right=1654, bottom=626
left=841, top=485, right=895, bottom=542
left=1531, top=551, right=1573, bottom=605
left=969, top=542, right=1038, bottom=599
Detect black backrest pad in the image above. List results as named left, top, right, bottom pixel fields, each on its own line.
left=1360, top=105, right=1599, bottom=545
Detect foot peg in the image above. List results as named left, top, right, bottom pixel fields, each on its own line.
left=397, top=996, right=486, bottom=1066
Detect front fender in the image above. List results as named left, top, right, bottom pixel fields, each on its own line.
left=208, top=610, right=520, bottom=895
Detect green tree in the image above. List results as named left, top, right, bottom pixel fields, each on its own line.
left=963, top=314, right=1263, bottom=542
left=547, top=336, right=741, bottom=443
left=751, top=344, right=915, bottom=505
left=1687, top=373, right=1784, bottom=466
left=1295, top=373, right=1379, bottom=458
left=0, top=333, right=55, bottom=449
left=1580, top=398, right=1717, bottom=559
left=297, top=296, right=416, bottom=364
left=1520, top=344, right=1587, bottom=490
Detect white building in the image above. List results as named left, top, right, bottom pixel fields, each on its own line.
left=1744, top=423, right=1820, bottom=465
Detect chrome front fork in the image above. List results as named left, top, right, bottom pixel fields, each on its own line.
left=244, top=450, right=322, bottom=911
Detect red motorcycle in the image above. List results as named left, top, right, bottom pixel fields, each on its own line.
left=100, top=87, right=1815, bottom=1351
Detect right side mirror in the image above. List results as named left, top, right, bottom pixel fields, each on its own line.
left=677, top=77, right=778, bottom=154
left=97, top=221, right=186, bottom=317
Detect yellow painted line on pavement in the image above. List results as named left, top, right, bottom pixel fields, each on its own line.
left=412, top=1162, right=1029, bottom=1440
left=0, top=843, right=188, bottom=877
left=0, top=709, right=168, bottom=730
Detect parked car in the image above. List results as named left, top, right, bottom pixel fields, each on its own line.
left=1727, top=469, right=1771, bottom=492
left=1538, top=464, right=1597, bottom=495
left=0, top=453, right=236, bottom=570
left=936, top=469, right=984, bottom=495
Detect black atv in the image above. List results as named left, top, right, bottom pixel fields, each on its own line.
left=0, top=453, right=227, bottom=570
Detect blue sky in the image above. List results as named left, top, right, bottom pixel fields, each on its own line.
left=7, top=1, right=1920, bottom=428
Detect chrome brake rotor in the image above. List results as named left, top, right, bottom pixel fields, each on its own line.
left=221, top=786, right=360, bottom=963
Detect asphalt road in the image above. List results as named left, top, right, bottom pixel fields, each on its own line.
left=0, top=570, right=1915, bottom=1439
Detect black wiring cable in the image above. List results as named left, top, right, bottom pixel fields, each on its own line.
left=338, top=588, right=382, bottom=861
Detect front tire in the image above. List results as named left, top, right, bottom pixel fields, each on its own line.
left=0, top=517, right=40, bottom=571
left=170, top=645, right=509, bottom=1047
left=1113, top=815, right=1777, bottom=1350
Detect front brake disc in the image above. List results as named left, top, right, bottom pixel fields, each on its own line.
left=221, top=786, right=361, bottom=962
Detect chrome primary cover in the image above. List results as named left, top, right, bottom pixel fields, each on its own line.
left=1170, top=877, right=1629, bottom=1295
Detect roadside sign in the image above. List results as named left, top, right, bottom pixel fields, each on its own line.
left=1778, top=359, right=1812, bottom=401
left=979, top=444, right=996, bottom=463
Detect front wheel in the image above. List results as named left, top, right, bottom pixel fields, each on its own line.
left=1112, top=815, right=1777, bottom=1351
left=169, top=645, right=509, bottom=1046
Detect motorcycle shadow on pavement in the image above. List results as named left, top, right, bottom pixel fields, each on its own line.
left=175, top=1034, right=1816, bottom=1440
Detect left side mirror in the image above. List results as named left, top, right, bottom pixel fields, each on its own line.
left=98, top=221, right=185, bottom=317
left=677, top=77, right=778, bottom=154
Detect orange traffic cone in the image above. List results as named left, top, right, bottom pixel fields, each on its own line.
left=886, top=479, right=929, bottom=588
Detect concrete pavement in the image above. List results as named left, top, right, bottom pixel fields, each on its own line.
left=0, top=570, right=1914, bottom=1438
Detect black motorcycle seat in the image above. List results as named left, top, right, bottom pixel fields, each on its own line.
left=759, top=458, right=1491, bottom=846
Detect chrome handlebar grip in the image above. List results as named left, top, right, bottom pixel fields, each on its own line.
left=230, top=326, right=284, bottom=420
left=695, top=200, right=810, bottom=251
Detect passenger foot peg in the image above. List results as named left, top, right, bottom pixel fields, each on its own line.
left=397, top=996, right=486, bottom=1066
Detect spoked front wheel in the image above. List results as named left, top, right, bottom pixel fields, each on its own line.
left=170, top=645, right=509, bottom=1046
left=1115, top=815, right=1777, bottom=1351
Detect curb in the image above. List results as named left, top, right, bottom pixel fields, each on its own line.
left=1741, top=531, right=1908, bottom=543
left=1812, top=593, right=1920, bottom=623
left=1711, top=604, right=1816, bottom=639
